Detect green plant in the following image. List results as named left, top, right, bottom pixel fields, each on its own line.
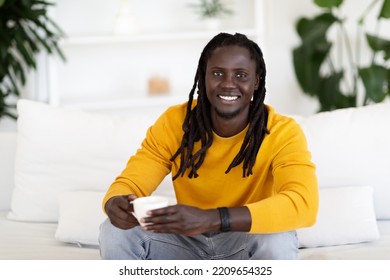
left=293, top=0, right=390, bottom=111
left=189, top=0, right=233, bottom=19
left=0, top=0, right=65, bottom=120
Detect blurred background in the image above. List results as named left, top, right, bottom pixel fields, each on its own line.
left=1, top=0, right=388, bottom=131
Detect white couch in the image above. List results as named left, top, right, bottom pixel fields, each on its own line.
left=1, top=99, right=390, bottom=260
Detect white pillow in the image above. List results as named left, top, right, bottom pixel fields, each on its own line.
left=8, top=99, right=170, bottom=222
left=55, top=191, right=106, bottom=246
left=55, top=190, right=176, bottom=246
left=296, top=101, right=390, bottom=219
left=297, top=186, right=379, bottom=248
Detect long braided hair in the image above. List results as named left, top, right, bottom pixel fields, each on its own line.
left=171, top=33, right=269, bottom=180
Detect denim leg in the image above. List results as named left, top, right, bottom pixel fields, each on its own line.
left=99, top=219, right=298, bottom=260
left=246, top=231, right=299, bottom=260
left=99, top=218, right=202, bottom=260
left=192, top=231, right=298, bottom=260
left=197, top=232, right=249, bottom=260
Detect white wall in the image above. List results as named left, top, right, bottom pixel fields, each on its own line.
left=1, top=0, right=385, bottom=132
left=263, top=0, right=388, bottom=116
left=262, top=0, right=318, bottom=116
left=48, top=0, right=320, bottom=116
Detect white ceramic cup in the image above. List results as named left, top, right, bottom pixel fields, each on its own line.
left=132, top=196, right=169, bottom=226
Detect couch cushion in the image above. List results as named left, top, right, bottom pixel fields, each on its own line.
left=55, top=191, right=106, bottom=246
left=297, top=186, right=379, bottom=248
left=8, top=99, right=174, bottom=222
left=55, top=188, right=176, bottom=246
left=296, top=102, right=390, bottom=219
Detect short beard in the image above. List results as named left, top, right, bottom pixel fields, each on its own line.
left=215, top=108, right=241, bottom=120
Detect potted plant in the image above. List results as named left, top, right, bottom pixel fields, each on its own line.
left=0, top=0, right=65, bottom=121
left=293, top=0, right=390, bottom=111
left=189, top=0, right=233, bottom=30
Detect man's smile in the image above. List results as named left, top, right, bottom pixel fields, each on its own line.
left=218, top=95, right=240, bottom=101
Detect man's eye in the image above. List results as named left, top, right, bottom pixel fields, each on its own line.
left=236, top=72, right=248, bottom=78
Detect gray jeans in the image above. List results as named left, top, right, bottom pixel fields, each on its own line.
left=99, top=218, right=299, bottom=260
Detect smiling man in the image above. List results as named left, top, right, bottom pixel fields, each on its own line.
left=99, top=33, right=319, bottom=260
left=206, top=44, right=259, bottom=136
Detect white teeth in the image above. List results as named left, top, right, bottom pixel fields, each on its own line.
left=219, top=95, right=238, bottom=101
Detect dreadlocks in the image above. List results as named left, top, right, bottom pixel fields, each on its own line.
left=171, top=33, right=269, bottom=180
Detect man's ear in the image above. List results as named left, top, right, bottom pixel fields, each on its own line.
left=255, top=74, right=261, bottom=90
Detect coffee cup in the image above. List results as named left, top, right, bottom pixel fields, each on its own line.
left=132, top=195, right=169, bottom=226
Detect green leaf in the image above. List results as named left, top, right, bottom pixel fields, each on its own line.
left=7, top=70, right=21, bottom=97
left=379, top=0, right=390, bottom=19
left=11, top=59, right=26, bottom=85
left=366, top=33, right=390, bottom=60
left=0, top=0, right=5, bottom=8
left=314, top=0, right=343, bottom=9
left=2, top=110, right=18, bottom=120
left=26, top=25, right=52, bottom=54
left=316, top=72, right=350, bottom=111
left=34, top=1, right=55, bottom=6
left=294, top=12, right=336, bottom=97
left=293, top=44, right=330, bottom=96
left=13, top=32, right=37, bottom=69
left=388, top=67, right=390, bottom=84
left=359, top=65, right=389, bottom=103
left=296, top=12, right=338, bottom=44
left=52, top=42, right=66, bottom=62
left=337, top=94, right=357, bottom=109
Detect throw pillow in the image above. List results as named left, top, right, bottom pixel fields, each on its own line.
left=297, top=186, right=379, bottom=248
left=55, top=191, right=106, bottom=246
left=55, top=190, right=175, bottom=246
left=8, top=99, right=172, bottom=222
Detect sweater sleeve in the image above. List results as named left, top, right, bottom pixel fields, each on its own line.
left=246, top=119, right=319, bottom=233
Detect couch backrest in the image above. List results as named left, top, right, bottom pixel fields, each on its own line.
left=296, top=101, right=390, bottom=219
left=7, top=100, right=176, bottom=221
left=4, top=99, right=390, bottom=221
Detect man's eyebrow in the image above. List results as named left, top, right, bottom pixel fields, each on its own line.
left=209, top=66, right=251, bottom=71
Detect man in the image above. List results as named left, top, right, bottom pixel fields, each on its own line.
left=99, top=33, right=318, bottom=260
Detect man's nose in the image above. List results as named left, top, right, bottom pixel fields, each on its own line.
left=221, top=74, right=236, bottom=88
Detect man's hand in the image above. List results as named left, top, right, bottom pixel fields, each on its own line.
left=140, top=204, right=220, bottom=236
left=105, top=194, right=139, bottom=230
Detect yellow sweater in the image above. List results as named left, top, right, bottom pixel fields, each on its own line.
left=103, top=102, right=319, bottom=233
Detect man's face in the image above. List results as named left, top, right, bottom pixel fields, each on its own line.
left=205, top=45, right=259, bottom=123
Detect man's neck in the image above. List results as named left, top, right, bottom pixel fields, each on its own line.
left=211, top=114, right=249, bottom=137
